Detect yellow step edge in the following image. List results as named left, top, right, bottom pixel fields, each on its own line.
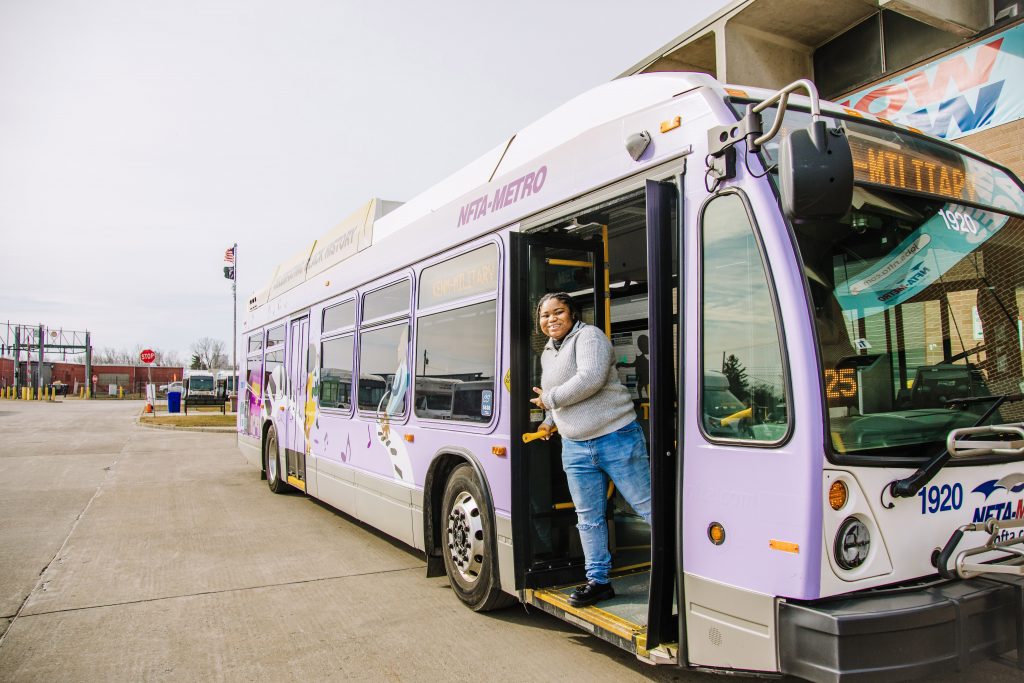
left=530, top=588, right=646, bottom=644
left=287, top=475, right=306, bottom=491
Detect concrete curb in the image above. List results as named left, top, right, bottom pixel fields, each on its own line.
left=135, top=417, right=237, bottom=434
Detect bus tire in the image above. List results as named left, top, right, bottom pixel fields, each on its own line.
left=441, top=464, right=514, bottom=612
left=265, top=426, right=289, bottom=494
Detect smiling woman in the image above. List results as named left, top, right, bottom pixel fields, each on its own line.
left=531, top=291, right=651, bottom=608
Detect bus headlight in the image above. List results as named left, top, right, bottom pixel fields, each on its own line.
left=834, top=517, right=870, bottom=570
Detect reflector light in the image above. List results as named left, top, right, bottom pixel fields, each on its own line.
left=660, top=116, right=681, bottom=133
left=829, top=480, right=848, bottom=510
left=769, top=539, right=799, bottom=554
left=708, top=522, right=726, bottom=545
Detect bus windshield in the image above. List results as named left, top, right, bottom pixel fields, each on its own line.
left=762, top=108, right=1024, bottom=457
left=189, top=376, right=215, bottom=392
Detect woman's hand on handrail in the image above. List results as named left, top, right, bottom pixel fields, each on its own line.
left=522, top=424, right=556, bottom=443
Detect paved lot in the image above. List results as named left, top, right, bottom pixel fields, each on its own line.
left=0, top=400, right=1019, bottom=682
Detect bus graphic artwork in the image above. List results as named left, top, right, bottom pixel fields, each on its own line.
left=372, top=327, right=414, bottom=484
left=235, top=75, right=1024, bottom=681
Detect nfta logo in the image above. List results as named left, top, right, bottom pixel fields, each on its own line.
left=971, top=473, right=1024, bottom=522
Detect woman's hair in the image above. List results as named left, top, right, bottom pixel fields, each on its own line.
left=535, top=292, right=581, bottom=324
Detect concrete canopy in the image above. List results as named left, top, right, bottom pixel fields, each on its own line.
left=621, top=0, right=990, bottom=90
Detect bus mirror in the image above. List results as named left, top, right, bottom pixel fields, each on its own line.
left=779, top=120, right=853, bottom=221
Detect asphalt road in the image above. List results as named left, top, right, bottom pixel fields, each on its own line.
left=0, top=399, right=1019, bottom=682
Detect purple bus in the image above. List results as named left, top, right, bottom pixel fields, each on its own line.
left=237, top=74, right=1024, bottom=681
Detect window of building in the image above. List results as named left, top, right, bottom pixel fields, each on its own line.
left=882, top=10, right=961, bottom=76
left=814, top=10, right=962, bottom=99
left=814, top=14, right=882, bottom=99
left=700, top=193, right=788, bottom=443
left=247, top=334, right=262, bottom=353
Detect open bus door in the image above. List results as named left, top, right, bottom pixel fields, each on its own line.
left=510, top=231, right=607, bottom=589
left=510, top=176, right=681, bottom=661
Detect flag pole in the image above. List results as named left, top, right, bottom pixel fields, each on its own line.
left=232, top=242, right=237, bottom=411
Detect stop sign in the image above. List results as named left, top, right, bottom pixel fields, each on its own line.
left=140, top=349, right=156, bottom=364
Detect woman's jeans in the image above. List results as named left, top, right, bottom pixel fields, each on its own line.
left=560, top=420, right=651, bottom=584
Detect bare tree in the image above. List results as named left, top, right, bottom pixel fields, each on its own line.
left=155, top=349, right=182, bottom=367
left=190, top=337, right=228, bottom=370
left=94, top=346, right=134, bottom=365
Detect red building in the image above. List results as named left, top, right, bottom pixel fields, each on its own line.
left=0, top=359, right=184, bottom=395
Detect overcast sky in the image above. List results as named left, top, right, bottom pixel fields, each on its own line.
left=0, top=0, right=728, bottom=366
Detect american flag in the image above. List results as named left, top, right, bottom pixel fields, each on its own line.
left=224, top=247, right=235, bottom=263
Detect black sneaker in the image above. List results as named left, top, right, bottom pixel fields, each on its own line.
left=568, top=580, right=615, bottom=607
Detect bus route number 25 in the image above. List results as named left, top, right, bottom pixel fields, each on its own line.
left=824, top=368, right=857, bottom=402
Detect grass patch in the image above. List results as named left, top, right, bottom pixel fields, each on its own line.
left=141, top=413, right=236, bottom=428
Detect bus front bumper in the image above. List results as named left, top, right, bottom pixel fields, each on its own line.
left=778, top=572, right=1023, bottom=683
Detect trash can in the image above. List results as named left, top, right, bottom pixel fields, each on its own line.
left=167, top=391, right=182, bottom=414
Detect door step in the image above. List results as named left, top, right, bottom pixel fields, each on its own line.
left=524, top=569, right=676, bottom=664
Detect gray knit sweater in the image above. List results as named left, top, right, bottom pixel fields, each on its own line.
left=540, top=322, right=636, bottom=441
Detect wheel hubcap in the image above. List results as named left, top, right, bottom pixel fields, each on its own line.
left=268, top=438, right=278, bottom=482
left=446, top=490, right=484, bottom=583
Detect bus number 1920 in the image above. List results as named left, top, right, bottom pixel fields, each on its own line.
left=918, top=483, right=963, bottom=514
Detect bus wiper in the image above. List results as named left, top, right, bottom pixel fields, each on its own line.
left=888, top=393, right=1024, bottom=500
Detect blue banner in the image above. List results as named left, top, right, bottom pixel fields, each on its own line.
left=840, top=22, right=1024, bottom=140
left=835, top=205, right=1008, bottom=313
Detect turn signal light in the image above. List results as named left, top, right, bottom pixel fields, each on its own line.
left=829, top=481, right=849, bottom=511
left=492, top=446, right=506, bottom=457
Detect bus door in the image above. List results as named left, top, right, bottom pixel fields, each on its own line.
left=511, top=231, right=606, bottom=590
left=511, top=179, right=682, bottom=655
left=285, top=316, right=310, bottom=492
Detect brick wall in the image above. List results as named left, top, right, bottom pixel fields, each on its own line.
left=0, top=358, right=12, bottom=388
left=959, top=118, right=1024, bottom=181
left=0, top=360, right=184, bottom=392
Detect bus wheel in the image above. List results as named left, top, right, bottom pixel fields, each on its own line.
left=265, top=426, right=289, bottom=494
left=441, top=464, right=513, bottom=612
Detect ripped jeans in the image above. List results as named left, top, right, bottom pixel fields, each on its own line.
left=560, top=420, right=652, bottom=584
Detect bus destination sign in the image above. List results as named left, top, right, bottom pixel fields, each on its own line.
left=849, top=133, right=976, bottom=205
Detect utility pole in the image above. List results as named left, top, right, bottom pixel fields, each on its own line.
left=38, top=324, right=44, bottom=397
left=85, top=331, right=92, bottom=399
left=13, top=327, right=21, bottom=391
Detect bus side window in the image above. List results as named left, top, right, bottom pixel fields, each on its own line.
left=414, top=300, right=497, bottom=423
left=700, top=193, right=788, bottom=443
left=320, top=335, right=354, bottom=410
